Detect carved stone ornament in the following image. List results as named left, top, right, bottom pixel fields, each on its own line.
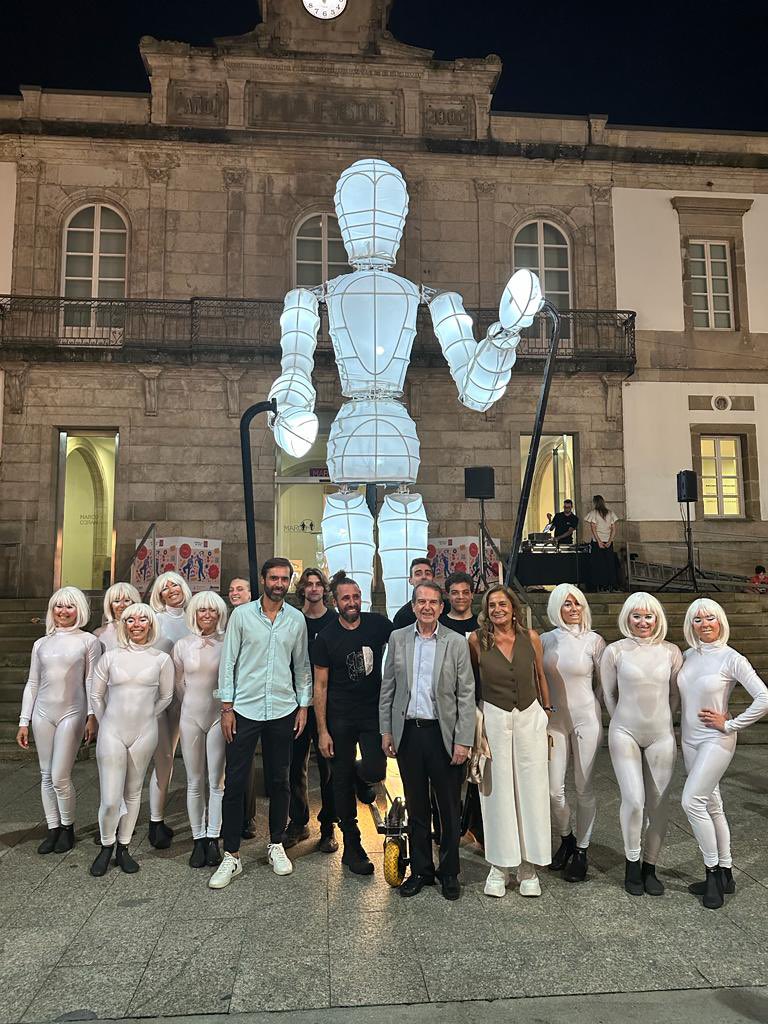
left=222, top=167, right=248, bottom=190
left=140, top=153, right=180, bottom=186
left=3, top=365, right=28, bottom=415
left=591, top=184, right=612, bottom=204
left=601, top=374, right=621, bottom=425
left=474, top=180, right=497, bottom=199
left=138, top=367, right=163, bottom=416
left=17, top=160, right=42, bottom=181
left=219, top=368, right=245, bottom=417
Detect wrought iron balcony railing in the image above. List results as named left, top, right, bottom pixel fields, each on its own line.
left=0, top=295, right=636, bottom=370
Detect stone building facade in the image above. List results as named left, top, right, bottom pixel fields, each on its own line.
left=0, top=0, right=765, bottom=597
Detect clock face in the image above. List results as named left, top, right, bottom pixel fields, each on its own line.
left=303, top=0, right=347, bottom=18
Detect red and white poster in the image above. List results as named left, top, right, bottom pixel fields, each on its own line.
left=131, top=537, right=222, bottom=593
left=427, top=535, right=501, bottom=585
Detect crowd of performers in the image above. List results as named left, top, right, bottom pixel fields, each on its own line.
left=17, top=570, right=768, bottom=912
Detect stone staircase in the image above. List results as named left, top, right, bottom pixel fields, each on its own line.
left=524, top=590, right=768, bottom=742
left=0, top=599, right=48, bottom=755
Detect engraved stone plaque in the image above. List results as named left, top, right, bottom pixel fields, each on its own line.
left=421, top=95, right=474, bottom=139
left=247, top=85, right=401, bottom=134
left=168, top=81, right=227, bottom=126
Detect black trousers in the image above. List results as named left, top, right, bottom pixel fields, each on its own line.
left=242, top=755, right=259, bottom=832
left=327, top=709, right=386, bottom=840
left=397, top=720, right=464, bottom=879
left=221, top=710, right=295, bottom=853
left=289, top=707, right=337, bottom=830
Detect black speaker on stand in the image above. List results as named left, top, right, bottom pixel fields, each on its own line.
left=465, top=467, right=502, bottom=592
left=659, top=470, right=705, bottom=592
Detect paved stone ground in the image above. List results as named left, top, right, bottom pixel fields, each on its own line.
left=1, top=746, right=768, bottom=1022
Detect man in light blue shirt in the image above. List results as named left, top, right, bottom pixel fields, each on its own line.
left=209, top=557, right=311, bottom=889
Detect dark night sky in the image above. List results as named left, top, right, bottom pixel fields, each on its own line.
left=4, top=0, right=768, bottom=132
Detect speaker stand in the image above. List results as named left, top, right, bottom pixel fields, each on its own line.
left=475, top=498, right=504, bottom=593
left=658, top=500, right=708, bottom=592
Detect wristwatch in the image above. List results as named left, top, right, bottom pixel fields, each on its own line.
left=543, top=705, right=557, bottom=712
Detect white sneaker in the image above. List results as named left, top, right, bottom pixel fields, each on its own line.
left=484, top=866, right=509, bottom=898
left=517, top=869, right=541, bottom=897
left=208, top=851, right=242, bottom=889
left=268, top=842, right=293, bottom=876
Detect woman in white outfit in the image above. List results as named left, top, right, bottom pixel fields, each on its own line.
left=601, top=592, right=682, bottom=896
left=173, top=591, right=228, bottom=869
left=679, top=598, right=768, bottom=909
left=94, top=583, right=140, bottom=652
left=16, top=587, right=101, bottom=854
left=147, top=571, right=192, bottom=848
left=90, top=603, right=174, bottom=876
left=468, top=585, right=553, bottom=899
left=541, top=583, right=605, bottom=882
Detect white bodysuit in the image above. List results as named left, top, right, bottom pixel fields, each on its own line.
left=91, top=643, right=174, bottom=846
left=149, top=608, right=190, bottom=821
left=94, top=621, right=119, bottom=652
left=541, top=627, right=605, bottom=847
left=678, top=644, right=768, bottom=868
left=19, top=628, right=102, bottom=828
left=173, top=634, right=225, bottom=840
left=601, top=637, right=683, bottom=863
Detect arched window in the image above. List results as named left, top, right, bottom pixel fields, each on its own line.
left=62, top=205, right=127, bottom=329
left=295, top=213, right=350, bottom=287
left=513, top=221, right=571, bottom=339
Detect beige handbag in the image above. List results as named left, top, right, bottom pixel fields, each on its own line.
left=468, top=705, right=491, bottom=784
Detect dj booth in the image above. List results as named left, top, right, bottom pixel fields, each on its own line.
left=515, top=543, right=596, bottom=589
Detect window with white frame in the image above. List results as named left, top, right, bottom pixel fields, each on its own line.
left=689, top=241, right=734, bottom=330
left=295, top=213, right=350, bottom=287
left=62, top=205, right=127, bottom=329
left=700, top=435, right=744, bottom=517
left=513, top=220, right=571, bottom=339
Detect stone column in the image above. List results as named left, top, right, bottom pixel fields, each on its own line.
left=223, top=167, right=247, bottom=299
left=403, top=177, right=422, bottom=285
left=12, top=160, right=43, bottom=294
left=590, top=183, right=617, bottom=309
left=140, top=154, right=178, bottom=298
left=474, top=180, right=497, bottom=309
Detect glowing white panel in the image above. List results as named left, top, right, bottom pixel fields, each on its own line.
left=327, top=400, right=420, bottom=484
left=321, top=490, right=375, bottom=610
left=334, top=159, right=408, bottom=268
left=377, top=493, right=429, bottom=620
left=268, top=288, right=321, bottom=456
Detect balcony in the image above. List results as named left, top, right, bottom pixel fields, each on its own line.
left=0, top=295, right=636, bottom=372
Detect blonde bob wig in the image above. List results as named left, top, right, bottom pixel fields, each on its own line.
left=117, top=603, right=159, bottom=648
left=149, top=572, right=192, bottom=614
left=185, top=590, right=228, bottom=636
left=102, top=582, right=141, bottom=623
left=617, top=591, right=668, bottom=643
left=683, top=598, right=730, bottom=650
left=547, top=582, right=592, bottom=633
left=46, top=587, right=90, bottom=634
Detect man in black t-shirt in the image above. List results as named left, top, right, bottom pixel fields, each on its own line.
left=438, top=571, right=479, bottom=637
left=314, top=572, right=393, bottom=875
left=284, top=568, right=339, bottom=854
left=551, top=499, right=579, bottom=546
left=392, top=557, right=434, bottom=629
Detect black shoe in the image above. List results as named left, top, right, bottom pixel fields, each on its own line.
left=355, top=777, right=377, bottom=805
left=341, top=838, right=374, bottom=876
left=90, top=844, right=114, bottom=877
left=116, top=843, right=140, bottom=873
left=642, top=861, right=664, bottom=896
left=206, top=838, right=222, bottom=867
left=689, top=866, right=736, bottom=896
left=37, top=827, right=61, bottom=855
left=399, top=873, right=435, bottom=897
left=702, top=866, right=724, bottom=909
left=241, top=824, right=256, bottom=840
left=441, top=875, right=461, bottom=901
left=54, top=824, right=75, bottom=853
left=189, top=838, right=208, bottom=868
left=564, top=847, right=588, bottom=883
left=283, top=824, right=311, bottom=849
left=318, top=826, right=339, bottom=854
left=549, top=833, right=576, bottom=871
left=624, top=858, right=644, bottom=896
left=148, top=820, right=173, bottom=850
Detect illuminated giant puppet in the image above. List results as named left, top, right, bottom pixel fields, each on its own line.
left=268, top=158, right=543, bottom=616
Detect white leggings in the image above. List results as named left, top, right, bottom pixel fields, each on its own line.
left=149, top=701, right=181, bottom=822
left=608, top=724, right=675, bottom=863
left=97, top=720, right=158, bottom=846
left=32, top=710, right=85, bottom=828
left=548, top=714, right=602, bottom=848
left=681, top=738, right=735, bottom=869
left=179, top=716, right=225, bottom=839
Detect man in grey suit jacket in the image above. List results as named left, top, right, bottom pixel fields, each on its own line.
left=380, top=581, right=476, bottom=900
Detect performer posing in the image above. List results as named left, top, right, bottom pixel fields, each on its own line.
left=173, top=591, right=228, bottom=869
left=147, top=571, right=192, bottom=849
left=601, top=592, right=682, bottom=896
left=94, top=583, right=140, bottom=651
left=469, top=585, right=552, bottom=899
left=90, top=603, right=174, bottom=876
left=17, top=587, right=101, bottom=854
left=679, top=598, right=768, bottom=909
left=541, top=584, right=605, bottom=882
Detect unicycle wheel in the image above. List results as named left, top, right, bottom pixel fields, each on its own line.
left=383, top=836, right=407, bottom=887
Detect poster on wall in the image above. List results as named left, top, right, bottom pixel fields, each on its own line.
left=131, top=537, right=222, bottom=593
left=428, top=536, right=502, bottom=584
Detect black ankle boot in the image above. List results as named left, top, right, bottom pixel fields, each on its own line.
left=205, top=838, right=222, bottom=867
left=642, top=861, right=664, bottom=896
left=148, top=820, right=173, bottom=850
left=624, top=858, right=643, bottom=895
left=549, top=833, right=576, bottom=872
left=702, top=866, right=724, bottom=909
left=341, top=837, right=374, bottom=876
left=564, top=847, right=588, bottom=882
left=37, top=827, right=61, bottom=855
left=189, top=838, right=208, bottom=868
left=116, top=843, right=140, bottom=873
left=90, top=844, right=114, bottom=877
left=54, top=824, right=75, bottom=853
left=689, top=865, right=736, bottom=896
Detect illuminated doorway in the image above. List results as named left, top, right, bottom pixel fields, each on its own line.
left=519, top=434, right=576, bottom=539
left=55, top=431, right=118, bottom=591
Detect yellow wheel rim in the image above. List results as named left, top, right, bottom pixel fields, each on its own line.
left=383, top=838, right=406, bottom=887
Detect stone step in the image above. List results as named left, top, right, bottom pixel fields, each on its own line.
left=0, top=611, right=47, bottom=624
left=0, top=624, right=46, bottom=638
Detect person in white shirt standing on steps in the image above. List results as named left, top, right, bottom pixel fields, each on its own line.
left=678, top=598, right=768, bottom=910
left=209, top=557, right=311, bottom=889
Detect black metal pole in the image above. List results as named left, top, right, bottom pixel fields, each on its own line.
left=240, top=399, right=278, bottom=600
left=505, top=301, right=561, bottom=586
